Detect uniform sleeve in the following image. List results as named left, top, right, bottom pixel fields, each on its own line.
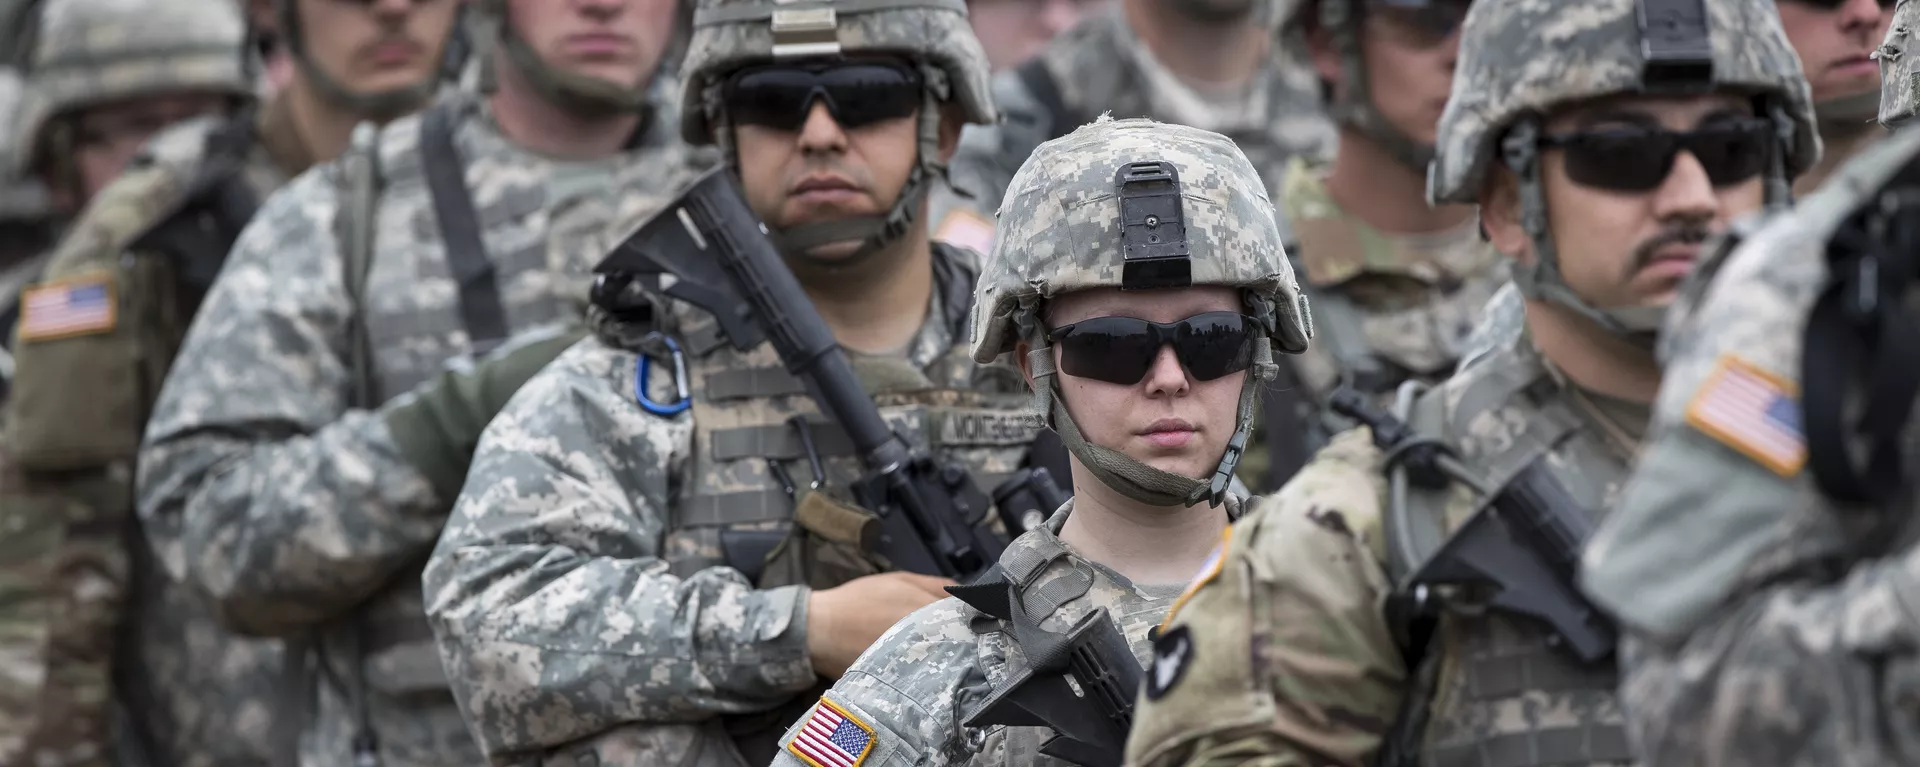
left=770, top=598, right=987, bottom=767
left=1126, top=429, right=1407, bottom=767
left=1613, top=535, right=1920, bottom=766
left=134, top=170, right=442, bottom=637
left=421, top=339, right=818, bottom=759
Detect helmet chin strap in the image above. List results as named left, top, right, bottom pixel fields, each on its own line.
left=1325, top=2, right=1434, bottom=175
left=765, top=76, right=946, bottom=267
left=1816, top=89, right=1883, bottom=133
left=497, top=24, right=650, bottom=117
left=1023, top=319, right=1278, bottom=509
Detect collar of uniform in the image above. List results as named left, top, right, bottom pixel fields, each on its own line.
left=1284, top=156, right=1491, bottom=289
left=255, top=91, right=318, bottom=179
left=1531, top=338, right=1652, bottom=459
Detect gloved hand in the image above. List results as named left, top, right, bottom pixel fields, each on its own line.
left=383, top=326, right=588, bottom=500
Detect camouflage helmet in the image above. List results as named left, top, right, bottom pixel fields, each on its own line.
left=1429, top=0, right=1817, bottom=207
left=16, top=0, right=253, bottom=177
left=470, top=0, right=667, bottom=115
left=678, top=0, right=996, bottom=266
left=678, top=0, right=995, bottom=145
left=1880, top=0, right=1919, bottom=127
left=969, top=117, right=1313, bottom=508
left=1281, top=0, right=1473, bottom=172
left=1428, top=0, right=1817, bottom=345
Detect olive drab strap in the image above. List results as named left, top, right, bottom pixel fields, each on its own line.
left=419, top=103, right=511, bottom=356
left=1302, top=284, right=1399, bottom=396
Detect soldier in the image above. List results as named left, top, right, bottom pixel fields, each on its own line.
left=925, top=0, right=1336, bottom=257
left=1579, top=5, right=1920, bottom=763
left=1777, top=0, right=1897, bottom=193
left=764, top=115, right=1312, bottom=767
left=0, top=0, right=463, bottom=764
left=1238, top=0, right=1506, bottom=492
left=965, top=0, right=1106, bottom=72
left=418, top=0, right=1033, bottom=762
left=132, top=0, right=707, bottom=763
left=1120, top=0, right=1818, bottom=765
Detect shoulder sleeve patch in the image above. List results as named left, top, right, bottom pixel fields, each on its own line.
left=1161, top=524, right=1232, bottom=630
left=785, top=696, right=877, bottom=767
left=1684, top=354, right=1805, bottom=478
left=933, top=208, right=996, bottom=256
left=19, top=272, right=117, bottom=342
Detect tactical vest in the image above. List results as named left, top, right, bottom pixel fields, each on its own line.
left=962, top=508, right=1200, bottom=766
left=642, top=242, right=1037, bottom=764
left=296, top=95, right=695, bottom=767
left=4, top=111, right=279, bottom=767
left=1383, top=337, right=1634, bottom=767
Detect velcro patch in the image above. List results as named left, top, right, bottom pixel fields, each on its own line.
left=1685, top=354, right=1805, bottom=478
left=1161, top=524, right=1231, bottom=631
left=19, top=273, right=116, bottom=342
left=933, top=209, right=996, bottom=255
left=1144, top=624, right=1194, bottom=700
left=786, top=697, right=876, bottom=767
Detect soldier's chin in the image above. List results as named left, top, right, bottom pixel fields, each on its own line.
left=799, top=240, right=865, bottom=262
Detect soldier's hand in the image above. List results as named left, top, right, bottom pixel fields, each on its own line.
left=804, top=572, right=956, bottom=679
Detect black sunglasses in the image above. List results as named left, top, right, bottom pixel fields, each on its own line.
left=1536, top=117, right=1774, bottom=193
left=723, top=61, right=923, bottom=132
left=1047, top=311, right=1257, bottom=386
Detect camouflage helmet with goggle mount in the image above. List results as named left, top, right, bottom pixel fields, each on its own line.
left=1429, top=0, right=1818, bottom=346
left=679, top=0, right=995, bottom=264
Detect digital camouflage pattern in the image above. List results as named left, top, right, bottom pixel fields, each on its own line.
left=1427, top=0, right=1817, bottom=206
left=677, top=0, right=995, bottom=144
left=422, top=240, right=1034, bottom=765
left=1882, top=0, right=1920, bottom=126
left=1580, top=124, right=1920, bottom=767
left=12, top=0, right=252, bottom=178
left=968, top=117, right=1311, bottom=365
left=134, top=88, right=710, bottom=767
left=1237, top=157, right=1509, bottom=490
left=0, top=109, right=304, bottom=767
left=768, top=500, right=1227, bottom=767
left=1128, top=311, right=1648, bottom=767
left=929, top=6, right=1334, bottom=254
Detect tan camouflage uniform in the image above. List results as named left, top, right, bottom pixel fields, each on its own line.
left=769, top=116, right=1314, bottom=767
left=926, top=1, right=1335, bottom=255
left=0, top=1, right=260, bottom=764
left=1123, top=0, right=1819, bottom=765
left=1580, top=12, right=1920, bottom=764
left=419, top=0, right=1040, bottom=764
left=131, top=9, right=710, bottom=763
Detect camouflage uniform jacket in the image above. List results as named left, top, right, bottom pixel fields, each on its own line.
left=926, top=7, right=1334, bottom=254
left=422, top=240, right=1038, bottom=766
left=1239, top=157, right=1509, bottom=490
left=1581, top=125, right=1920, bottom=767
left=1126, top=318, right=1644, bottom=767
left=0, top=101, right=306, bottom=767
left=134, top=87, right=707, bottom=767
left=767, top=498, right=1241, bottom=767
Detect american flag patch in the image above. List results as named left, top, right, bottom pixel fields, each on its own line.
left=1685, top=354, right=1805, bottom=478
left=1162, top=524, right=1232, bottom=630
left=787, top=698, right=875, bottom=767
left=19, top=274, right=116, bottom=342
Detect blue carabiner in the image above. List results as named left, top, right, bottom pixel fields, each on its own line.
left=635, top=333, right=692, bottom=416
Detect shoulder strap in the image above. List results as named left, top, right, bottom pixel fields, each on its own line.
left=1013, top=57, right=1073, bottom=143
left=929, top=241, right=978, bottom=339
left=1299, top=283, right=1396, bottom=395
left=419, top=103, right=510, bottom=356
left=131, top=112, right=264, bottom=314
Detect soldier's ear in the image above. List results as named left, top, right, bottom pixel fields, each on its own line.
left=1478, top=169, right=1532, bottom=264
left=936, top=102, right=964, bottom=163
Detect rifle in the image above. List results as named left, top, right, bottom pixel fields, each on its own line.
left=1329, top=388, right=1616, bottom=663
left=947, top=568, right=1140, bottom=767
left=990, top=466, right=1069, bottom=535
left=594, top=167, right=1007, bottom=582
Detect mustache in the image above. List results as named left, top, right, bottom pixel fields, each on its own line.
left=1626, top=223, right=1713, bottom=277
